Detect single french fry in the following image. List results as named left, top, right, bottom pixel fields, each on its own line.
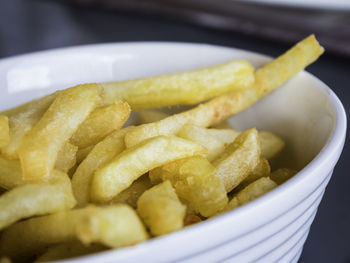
left=213, top=128, right=260, bottom=192
left=101, top=60, right=255, bottom=109
left=223, top=177, right=277, bottom=213
left=138, top=110, right=169, bottom=124
left=124, top=35, right=324, bottom=148
left=270, top=168, right=297, bottom=185
left=55, top=142, right=78, bottom=173
left=259, top=131, right=285, bottom=159
left=91, top=136, right=207, bottom=203
left=35, top=241, right=106, bottom=262
left=137, top=181, right=186, bottom=236
left=0, top=92, right=58, bottom=159
left=0, top=116, right=10, bottom=148
left=18, top=84, right=102, bottom=180
left=72, top=127, right=133, bottom=206
left=177, top=125, right=225, bottom=161
left=71, top=102, right=130, bottom=149
left=0, top=205, right=148, bottom=261
left=0, top=170, right=76, bottom=231
left=111, top=175, right=152, bottom=208
left=173, top=156, right=228, bottom=217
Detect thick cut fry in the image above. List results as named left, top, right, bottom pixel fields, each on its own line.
left=18, top=84, right=102, bottom=180
left=0, top=116, right=10, bottom=148
left=223, top=177, right=277, bottom=213
left=270, top=168, right=297, bottom=185
left=0, top=170, right=76, bottom=231
left=137, top=181, right=186, bottom=236
left=124, top=35, right=324, bottom=148
left=138, top=110, right=169, bottom=124
left=173, top=156, right=228, bottom=217
left=0, top=92, right=58, bottom=159
left=111, top=175, right=152, bottom=208
left=36, top=242, right=106, bottom=262
left=71, top=102, right=130, bottom=148
left=101, top=60, right=255, bottom=109
left=55, top=142, right=78, bottom=173
left=213, top=129, right=260, bottom=192
left=177, top=125, right=225, bottom=161
left=72, top=127, right=132, bottom=206
left=259, top=131, right=285, bottom=159
left=91, top=136, right=207, bottom=203
left=0, top=205, right=148, bottom=261
left=0, top=156, right=25, bottom=190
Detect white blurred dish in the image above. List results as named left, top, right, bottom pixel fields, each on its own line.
left=0, top=42, right=346, bottom=262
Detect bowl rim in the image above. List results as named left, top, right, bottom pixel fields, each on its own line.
left=0, top=42, right=347, bottom=262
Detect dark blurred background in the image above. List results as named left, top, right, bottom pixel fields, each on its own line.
left=1, top=1, right=349, bottom=262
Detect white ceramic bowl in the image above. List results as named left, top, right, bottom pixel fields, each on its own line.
left=0, top=43, right=346, bottom=263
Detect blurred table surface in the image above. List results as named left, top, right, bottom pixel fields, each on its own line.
left=1, top=1, right=350, bottom=262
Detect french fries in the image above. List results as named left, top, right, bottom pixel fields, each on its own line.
left=0, top=205, right=148, bottom=261
left=72, top=127, right=133, bottom=206
left=124, top=35, right=324, bottom=148
left=0, top=170, right=76, bottom=230
left=137, top=181, right=186, bottom=236
left=18, top=84, right=102, bottom=180
left=101, top=60, right=255, bottom=109
left=71, top=102, right=130, bottom=149
left=0, top=35, right=324, bottom=261
left=91, top=136, right=207, bottom=203
left=213, top=128, right=260, bottom=192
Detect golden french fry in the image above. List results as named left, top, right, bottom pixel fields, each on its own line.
left=270, top=168, right=297, bottom=185
left=91, top=136, right=207, bottom=203
left=0, top=170, right=76, bottom=231
left=223, top=177, right=277, bottom=213
left=111, top=175, right=151, bottom=208
left=138, top=110, right=169, bottom=124
left=259, top=131, right=285, bottom=159
left=0, top=156, right=25, bottom=190
left=235, top=158, right=271, bottom=192
left=137, top=181, right=186, bottom=236
left=101, top=60, right=255, bottom=109
left=72, top=127, right=133, bottom=206
left=55, top=142, right=78, bottom=173
left=18, top=84, right=102, bottom=180
left=0, top=205, right=148, bottom=261
left=71, top=102, right=130, bottom=149
left=35, top=242, right=106, bottom=262
left=213, top=128, right=260, bottom=192
left=0, top=92, right=58, bottom=159
left=177, top=125, right=225, bottom=161
left=173, top=156, right=228, bottom=217
left=0, top=116, right=10, bottom=148
left=76, top=145, right=94, bottom=165
left=124, top=35, right=324, bottom=148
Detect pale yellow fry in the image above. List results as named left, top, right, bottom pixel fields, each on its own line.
left=71, top=102, right=130, bottom=148
left=111, top=175, right=152, bottom=209
left=0, top=156, right=25, bottom=190
left=101, top=60, right=254, bottom=110
left=138, top=110, right=169, bottom=124
left=55, top=142, right=78, bottom=173
left=173, top=156, right=228, bottom=217
left=270, top=168, right=297, bottom=185
left=91, top=136, right=207, bottom=203
left=0, top=116, right=10, bottom=148
left=137, top=181, right=186, bottom=236
left=223, top=177, right=277, bottom=212
left=124, top=35, right=324, bottom=148
left=35, top=242, right=106, bottom=262
left=0, top=170, right=76, bottom=231
left=72, top=127, right=132, bottom=207
left=0, top=92, right=58, bottom=159
left=259, top=131, right=285, bottom=159
left=0, top=205, right=148, bottom=261
left=76, top=145, right=94, bottom=165
left=213, top=128, right=260, bottom=192
left=177, top=124, right=225, bottom=161
left=18, top=84, right=102, bottom=180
